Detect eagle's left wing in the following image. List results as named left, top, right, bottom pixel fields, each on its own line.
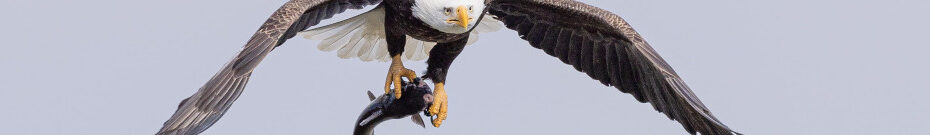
left=157, top=0, right=381, bottom=134
left=486, top=0, right=738, bottom=134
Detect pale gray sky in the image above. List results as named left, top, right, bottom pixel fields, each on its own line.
left=2, top=0, right=929, bottom=134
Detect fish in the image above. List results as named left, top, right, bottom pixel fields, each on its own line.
left=354, top=78, right=433, bottom=135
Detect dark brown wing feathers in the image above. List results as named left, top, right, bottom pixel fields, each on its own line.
left=487, top=0, right=737, bottom=134
left=160, top=0, right=736, bottom=134
left=158, top=0, right=380, bottom=134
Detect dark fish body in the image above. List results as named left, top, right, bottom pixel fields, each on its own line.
left=354, top=80, right=432, bottom=135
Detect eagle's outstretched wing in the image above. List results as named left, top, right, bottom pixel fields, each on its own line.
left=157, top=0, right=381, bottom=134
left=486, top=0, right=738, bottom=134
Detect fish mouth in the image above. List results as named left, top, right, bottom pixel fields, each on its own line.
left=423, top=93, right=434, bottom=104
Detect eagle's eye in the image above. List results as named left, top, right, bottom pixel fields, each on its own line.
left=468, top=6, right=473, bottom=11
left=444, top=8, right=453, bottom=15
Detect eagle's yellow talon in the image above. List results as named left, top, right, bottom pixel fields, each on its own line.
left=384, top=55, right=417, bottom=99
left=429, top=82, right=448, bottom=127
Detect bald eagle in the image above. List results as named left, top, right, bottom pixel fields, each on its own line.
left=157, top=0, right=740, bottom=134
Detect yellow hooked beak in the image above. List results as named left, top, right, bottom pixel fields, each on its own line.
left=452, top=5, right=471, bottom=29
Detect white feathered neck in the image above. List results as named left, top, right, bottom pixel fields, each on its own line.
left=410, top=0, right=486, bottom=34
left=299, top=7, right=503, bottom=62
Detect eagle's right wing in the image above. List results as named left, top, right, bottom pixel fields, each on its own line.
left=157, top=0, right=381, bottom=134
left=486, top=0, right=739, bottom=134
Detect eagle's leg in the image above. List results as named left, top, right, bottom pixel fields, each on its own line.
left=423, top=37, right=468, bottom=127
left=384, top=56, right=417, bottom=99
left=384, top=28, right=417, bottom=99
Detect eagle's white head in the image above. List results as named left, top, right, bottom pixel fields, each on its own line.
left=411, top=0, right=486, bottom=34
